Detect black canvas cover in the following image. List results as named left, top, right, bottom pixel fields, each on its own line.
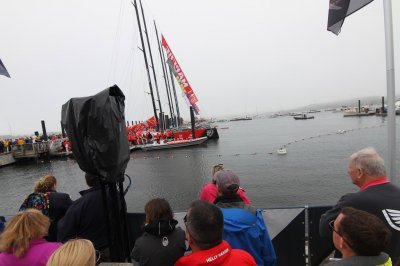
left=327, top=0, right=374, bottom=35
left=61, top=85, right=130, bottom=183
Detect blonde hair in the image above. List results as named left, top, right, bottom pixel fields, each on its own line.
left=34, top=175, right=57, bottom=192
left=46, top=239, right=96, bottom=266
left=0, top=209, right=50, bottom=258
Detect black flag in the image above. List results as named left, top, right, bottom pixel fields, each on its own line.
left=0, top=59, right=10, bottom=78
left=328, top=0, right=374, bottom=35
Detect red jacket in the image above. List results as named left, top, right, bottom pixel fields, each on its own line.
left=199, top=184, right=251, bottom=205
left=175, top=240, right=256, bottom=266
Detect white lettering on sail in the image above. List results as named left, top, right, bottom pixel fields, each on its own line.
left=161, top=35, right=199, bottom=109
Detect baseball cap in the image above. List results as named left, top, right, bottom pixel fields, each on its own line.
left=214, top=170, right=240, bottom=193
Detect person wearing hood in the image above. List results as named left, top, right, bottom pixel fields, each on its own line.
left=131, top=198, right=186, bottom=266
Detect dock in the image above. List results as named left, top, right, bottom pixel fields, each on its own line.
left=343, top=112, right=375, bottom=117
left=12, top=142, right=50, bottom=159
left=0, top=153, right=16, bottom=167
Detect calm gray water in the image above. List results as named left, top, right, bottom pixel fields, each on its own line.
left=1, top=112, right=399, bottom=216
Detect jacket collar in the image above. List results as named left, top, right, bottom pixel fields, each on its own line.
left=144, top=219, right=178, bottom=236
left=359, top=177, right=389, bottom=191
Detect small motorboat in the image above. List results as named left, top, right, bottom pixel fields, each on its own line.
left=294, top=114, right=314, bottom=120
left=277, top=148, right=287, bottom=155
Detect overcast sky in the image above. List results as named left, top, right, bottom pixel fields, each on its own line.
left=0, top=0, right=399, bottom=135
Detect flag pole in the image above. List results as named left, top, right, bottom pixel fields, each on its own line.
left=382, top=0, right=396, bottom=182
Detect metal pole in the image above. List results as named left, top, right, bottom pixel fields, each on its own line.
left=190, top=107, right=195, bottom=139
left=132, top=0, right=159, bottom=128
left=168, top=65, right=181, bottom=126
left=154, top=22, right=175, bottom=127
left=383, top=0, right=396, bottom=181
left=41, top=120, right=48, bottom=141
left=139, top=0, right=163, bottom=131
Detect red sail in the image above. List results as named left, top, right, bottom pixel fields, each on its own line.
left=161, top=35, right=199, bottom=113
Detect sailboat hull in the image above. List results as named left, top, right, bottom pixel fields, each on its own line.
left=140, top=136, right=208, bottom=151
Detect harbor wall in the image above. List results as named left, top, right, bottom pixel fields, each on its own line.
left=0, top=153, right=15, bottom=167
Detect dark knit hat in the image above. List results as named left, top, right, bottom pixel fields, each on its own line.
left=214, top=170, right=240, bottom=193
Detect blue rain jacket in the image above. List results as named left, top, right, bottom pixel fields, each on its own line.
left=221, top=208, right=276, bottom=266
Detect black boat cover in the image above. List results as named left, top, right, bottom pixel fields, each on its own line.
left=61, top=85, right=130, bottom=183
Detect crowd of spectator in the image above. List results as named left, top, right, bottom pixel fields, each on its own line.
left=0, top=134, right=71, bottom=155
left=0, top=139, right=12, bottom=153
left=0, top=147, right=399, bottom=265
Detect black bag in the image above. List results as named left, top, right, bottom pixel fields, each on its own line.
left=61, top=85, right=130, bottom=183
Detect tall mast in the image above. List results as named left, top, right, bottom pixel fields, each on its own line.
left=163, top=52, right=177, bottom=126
left=132, top=0, right=159, bottom=129
left=154, top=21, right=175, bottom=127
left=139, top=0, right=164, bottom=130
left=167, top=62, right=181, bottom=126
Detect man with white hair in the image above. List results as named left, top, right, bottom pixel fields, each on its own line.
left=320, top=147, right=400, bottom=263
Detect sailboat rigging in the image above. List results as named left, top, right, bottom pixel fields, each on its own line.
left=138, top=0, right=164, bottom=130
left=126, top=2, right=219, bottom=150
left=154, top=21, right=176, bottom=127
left=132, top=0, right=159, bottom=129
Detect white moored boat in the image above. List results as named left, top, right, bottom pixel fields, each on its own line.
left=277, top=147, right=287, bottom=155
left=140, top=136, right=208, bottom=151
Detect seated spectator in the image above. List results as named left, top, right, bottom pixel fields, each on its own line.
left=131, top=198, right=186, bottom=266
left=199, top=164, right=251, bottom=204
left=19, top=175, right=72, bottom=242
left=57, top=173, right=110, bottom=262
left=0, top=209, right=62, bottom=266
left=46, top=239, right=96, bottom=266
left=325, top=207, right=392, bottom=266
left=214, top=169, right=276, bottom=266
left=175, top=200, right=256, bottom=266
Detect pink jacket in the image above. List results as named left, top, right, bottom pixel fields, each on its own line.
left=0, top=238, right=62, bottom=266
left=199, top=183, right=251, bottom=205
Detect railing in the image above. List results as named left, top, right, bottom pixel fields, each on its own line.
left=1, top=205, right=334, bottom=265
left=11, top=142, right=50, bottom=159
left=126, top=205, right=334, bottom=266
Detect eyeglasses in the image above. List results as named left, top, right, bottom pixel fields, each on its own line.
left=329, top=220, right=340, bottom=235
left=329, top=220, right=353, bottom=249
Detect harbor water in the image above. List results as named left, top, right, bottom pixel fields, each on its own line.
left=1, top=112, right=399, bottom=216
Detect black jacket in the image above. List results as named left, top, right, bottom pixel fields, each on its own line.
left=131, top=219, right=186, bottom=266
left=47, top=192, right=73, bottom=242
left=319, top=182, right=400, bottom=262
left=57, top=186, right=110, bottom=250
left=19, top=191, right=72, bottom=242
